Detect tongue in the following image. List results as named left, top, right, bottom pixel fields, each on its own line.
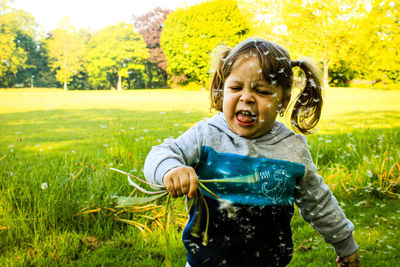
left=237, top=113, right=255, bottom=123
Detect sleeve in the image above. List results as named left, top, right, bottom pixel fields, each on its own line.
left=294, top=137, right=358, bottom=257
left=143, top=121, right=205, bottom=186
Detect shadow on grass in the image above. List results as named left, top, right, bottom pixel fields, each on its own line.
left=0, top=109, right=209, bottom=155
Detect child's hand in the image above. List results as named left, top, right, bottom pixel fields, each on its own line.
left=163, top=166, right=198, bottom=198
left=336, top=250, right=360, bottom=267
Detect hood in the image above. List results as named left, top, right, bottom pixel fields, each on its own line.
left=208, top=113, right=294, bottom=145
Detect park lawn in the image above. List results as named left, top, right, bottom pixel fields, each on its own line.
left=0, top=88, right=399, bottom=266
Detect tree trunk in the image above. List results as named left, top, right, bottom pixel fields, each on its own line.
left=323, top=61, right=329, bottom=89
left=64, top=80, right=67, bottom=92
left=117, top=75, right=122, bottom=91
left=323, top=43, right=330, bottom=89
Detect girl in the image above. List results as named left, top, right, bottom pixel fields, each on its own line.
left=144, top=38, right=360, bottom=267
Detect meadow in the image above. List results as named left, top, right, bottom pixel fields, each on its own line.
left=0, top=88, right=399, bottom=266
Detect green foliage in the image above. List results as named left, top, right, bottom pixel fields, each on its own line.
left=0, top=5, right=38, bottom=86
left=86, top=23, right=149, bottom=90
left=161, top=0, right=250, bottom=85
left=328, top=61, right=356, bottom=87
left=349, top=0, right=400, bottom=83
left=247, top=0, right=400, bottom=87
left=278, top=0, right=364, bottom=88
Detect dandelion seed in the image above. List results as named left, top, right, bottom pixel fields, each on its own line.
left=355, top=201, right=367, bottom=207
left=308, top=78, right=317, bottom=88
left=100, top=125, right=107, bottom=128
left=41, top=183, right=48, bottom=190
left=130, top=127, right=135, bottom=130
left=271, top=80, right=278, bottom=85
left=257, top=69, right=262, bottom=74
left=185, top=111, right=191, bottom=113
left=250, top=82, right=254, bottom=88
left=367, top=170, right=373, bottom=177
left=160, top=112, right=166, bottom=114
left=276, top=57, right=286, bottom=61
left=143, top=129, right=149, bottom=133
left=313, top=98, right=320, bottom=102
left=71, top=150, right=76, bottom=154
left=10, top=149, right=14, bottom=152
left=15, top=131, right=21, bottom=135
left=278, top=68, right=284, bottom=73
left=264, top=51, right=270, bottom=55
left=269, top=73, right=276, bottom=78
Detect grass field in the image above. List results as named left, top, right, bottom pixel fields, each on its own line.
left=0, top=88, right=399, bottom=266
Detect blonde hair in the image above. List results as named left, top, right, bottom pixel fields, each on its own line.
left=209, top=38, right=323, bottom=135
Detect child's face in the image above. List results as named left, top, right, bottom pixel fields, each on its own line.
left=222, top=55, right=288, bottom=139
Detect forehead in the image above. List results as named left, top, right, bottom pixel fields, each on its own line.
left=229, top=55, right=262, bottom=77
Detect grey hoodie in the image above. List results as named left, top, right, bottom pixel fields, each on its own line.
left=144, top=113, right=357, bottom=266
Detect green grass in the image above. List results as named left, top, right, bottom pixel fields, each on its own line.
left=0, top=88, right=399, bottom=266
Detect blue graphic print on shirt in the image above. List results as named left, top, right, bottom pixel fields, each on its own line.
left=196, top=146, right=305, bottom=206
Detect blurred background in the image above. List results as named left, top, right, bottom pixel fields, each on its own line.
left=1, top=0, right=399, bottom=91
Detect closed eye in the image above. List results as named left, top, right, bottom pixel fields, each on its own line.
left=257, top=89, right=273, bottom=95
left=230, top=86, right=242, bottom=91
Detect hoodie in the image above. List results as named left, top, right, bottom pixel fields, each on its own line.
left=144, top=113, right=358, bottom=266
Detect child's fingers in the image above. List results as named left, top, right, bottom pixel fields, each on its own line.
left=180, top=172, right=191, bottom=196
left=172, top=177, right=183, bottom=197
left=187, top=168, right=198, bottom=199
left=163, top=175, right=178, bottom=198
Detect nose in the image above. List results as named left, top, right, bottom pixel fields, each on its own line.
left=239, top=88, right=255, bottom=103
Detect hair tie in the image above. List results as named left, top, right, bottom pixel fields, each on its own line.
left=291, top=60, right=302, bottom=68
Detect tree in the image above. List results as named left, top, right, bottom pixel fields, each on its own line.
left=0, top=2, right=31, bottom=87
left=46, top=17, right=86, bottom=92
left=349, top=0, right=400, bottom=84
left=86, top=23, right=149, bottom=90
left=161, top=0, right=250, bottom=86
left=133, top=7, right=170, bottom=88
left=277, top=0, right=371, bottom=88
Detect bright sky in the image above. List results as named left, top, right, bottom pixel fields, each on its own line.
left=10, top=0, right=205, bottom=32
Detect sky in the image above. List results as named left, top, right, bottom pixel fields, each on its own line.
left=10, top=0, right=205, bottom=32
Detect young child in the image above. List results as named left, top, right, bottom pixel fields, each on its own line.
left=144, top=38, right=360, bottom=267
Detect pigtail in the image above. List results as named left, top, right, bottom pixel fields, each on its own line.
left=289, top=59, right=323, bottom=134
left=209, top=45, right=231, bottom=111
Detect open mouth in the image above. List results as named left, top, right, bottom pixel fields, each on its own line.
left=236, top=110, right=257, bottom=126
